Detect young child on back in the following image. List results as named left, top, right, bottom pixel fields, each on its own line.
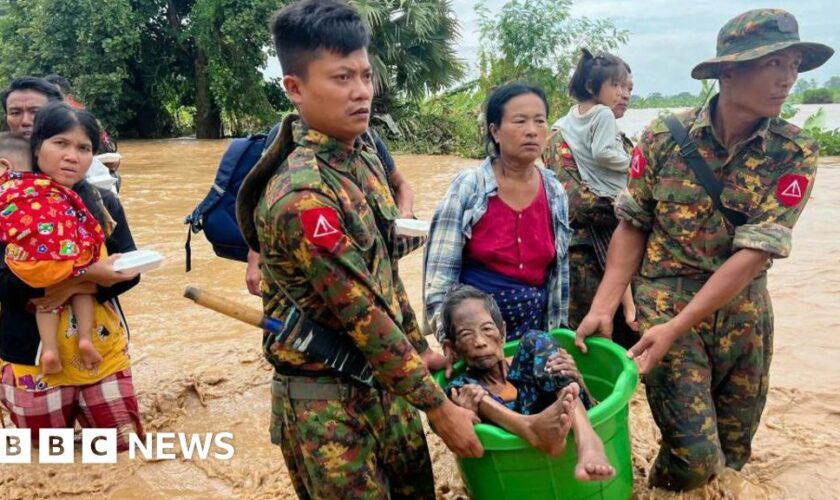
left=0, top=131, right=104, bottom=374
left=554, top=48, right=633, bottom=199
left=554, top=49, right=636, bottom=324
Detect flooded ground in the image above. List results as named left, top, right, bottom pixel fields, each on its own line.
left=1, top=140, right=839, bottom=499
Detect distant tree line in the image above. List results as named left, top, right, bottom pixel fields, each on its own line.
left=631, top=76, right=840, bottom=109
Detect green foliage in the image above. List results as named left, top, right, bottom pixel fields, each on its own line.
left=475, top=0, right=628, bottom=121
left=801, top=88, right=834, bottom=105
left=809, top=129, right=840, bottom=156
left=793, top=78, right=818, bottom=95
left=0, top=0, right=464, bottom=138
left=191, top=0, right=279, bottom=135
left=0, top=0, right=141, bottom=132
left=630, top=81, right=718, bottom=109
left=800, top=108, right=840, bottom=156
left=352, top=0, right=465, bottom=106
left=384, top=85, right=484, bottom=157
left=632, top=92, right=701, bottom=109
left=803, top=107, right=826, bottom=131
left=781, top=100, right=797, bottom=120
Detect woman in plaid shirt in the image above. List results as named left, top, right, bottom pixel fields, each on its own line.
left=424, top=82, right=571, bottom=349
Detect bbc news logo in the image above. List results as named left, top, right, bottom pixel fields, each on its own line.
left=0, top=429, right=235, bottom=463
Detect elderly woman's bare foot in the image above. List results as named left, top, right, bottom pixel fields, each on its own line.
left=574, top=433, right=615, bottom=481
left=78, top=338, right=103, bottom=370
left=41, top=349, right=63, bottom=374
left=522, top=384, right=576, bottom=456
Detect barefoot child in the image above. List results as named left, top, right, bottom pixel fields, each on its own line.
left=0, top=132, right=105, bottom=374
left=555, top=49, right=636, bottom=325
left=442, top=285, right=615, bottom=481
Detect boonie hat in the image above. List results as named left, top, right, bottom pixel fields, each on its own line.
left=692, top=9, right=834, bottom=80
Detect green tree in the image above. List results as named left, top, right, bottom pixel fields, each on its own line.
left=793, top=77, right=818, bottom=95
left=475, top=0, right=628, bottom=120
left=133, top=0, right=277, bottom=138
left=0, top=0, right=465, bottom=139
left=0, top=0, right=141, bottom=132
left=801, top=88, right=834, bottom=104
left=352, top=0, right=465, bottom=112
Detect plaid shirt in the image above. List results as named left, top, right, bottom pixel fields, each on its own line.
left=424, top=157, right=571, bottom=340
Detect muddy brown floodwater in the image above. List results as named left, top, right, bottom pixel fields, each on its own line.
left=1, top=139, right=839, bottom=499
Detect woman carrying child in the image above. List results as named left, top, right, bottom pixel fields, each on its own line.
left=0, top=102, right=142, bottom=450
left=545, top=49, right=638, bottom=347
left=0, top=129, right=105, bottom=374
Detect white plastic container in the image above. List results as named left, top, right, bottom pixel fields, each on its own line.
left=96, top=152, right=122, bottom=165
left=112, top=250, right=164, bottom=274
left=394, top=218, right=430, bottom=237
left=86, top=158, right=118, bottom=192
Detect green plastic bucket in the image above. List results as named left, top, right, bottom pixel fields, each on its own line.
left=433, top=328, right=639, bottom=500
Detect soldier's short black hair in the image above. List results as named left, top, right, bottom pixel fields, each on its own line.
left=440, top=285, right=504, bottom=343
left=568, top=48, right=631, bottom=102
left=484, top=82, right=549, bottom=157
left=0, top=76, right=63, bottom=114
left=0, top=132, right=31, bottom=168
left=270, top=0, right=370, bottom=79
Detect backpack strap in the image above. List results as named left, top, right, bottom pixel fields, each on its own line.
left=663, top=114, right=747, bottom=227
left=237, top=114, right=299, bottom=252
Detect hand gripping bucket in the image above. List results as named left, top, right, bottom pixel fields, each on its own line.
left=434, top=329, right=639, bottom=499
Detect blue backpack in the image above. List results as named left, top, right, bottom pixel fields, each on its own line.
left=184, top=124, right=280, bottom=271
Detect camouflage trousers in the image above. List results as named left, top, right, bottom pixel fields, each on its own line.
left=635, top=275, right=773, bottom=491
left=568, top=245, right=639, bottom=349
left=269, top=375, right=435, bottom=499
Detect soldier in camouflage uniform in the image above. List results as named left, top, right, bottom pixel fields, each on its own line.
left=575, top=9, right=833, bottom=491
left=235, top=2, right=482, bottom=498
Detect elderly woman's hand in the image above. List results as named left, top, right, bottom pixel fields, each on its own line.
left=449, top=384, right=486, bottom=414
left=84, top=254, right=140, bottom=287
left=545, top=349, right=584, bottom=386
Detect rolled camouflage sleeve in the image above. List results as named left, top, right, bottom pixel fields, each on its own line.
left=269, top=191, right=445, bottom=411
left=732, top=143, right=818, bottom=258
left=615, top=127, right=658, bottom=231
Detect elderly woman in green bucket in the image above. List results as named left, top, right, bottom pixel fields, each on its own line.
left=440, top=284, right=615, bottom=481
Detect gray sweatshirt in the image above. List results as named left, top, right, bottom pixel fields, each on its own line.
left=553, top=104, right=630, bottom=198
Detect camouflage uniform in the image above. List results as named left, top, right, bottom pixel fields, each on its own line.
left=617, top=96, right=819, bottom=489
left=240, top=117, right=444, bottom=499
left=544, top=131, right=638, bottom=348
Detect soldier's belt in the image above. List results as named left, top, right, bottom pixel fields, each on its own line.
left=649, top=273, right=766, bottom=294
left=272, top=374, right=365, bottom=401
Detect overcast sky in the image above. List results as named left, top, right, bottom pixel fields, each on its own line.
left=264, top=1, right=840, bottom=97
left=451, top=0, right=840, bottom=96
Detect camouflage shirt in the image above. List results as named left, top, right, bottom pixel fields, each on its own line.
left=543, top=130, right=632, bottom=247
left=255, top=121, right=444, bottom=411
left=616, top=95, right=819, bottom=278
